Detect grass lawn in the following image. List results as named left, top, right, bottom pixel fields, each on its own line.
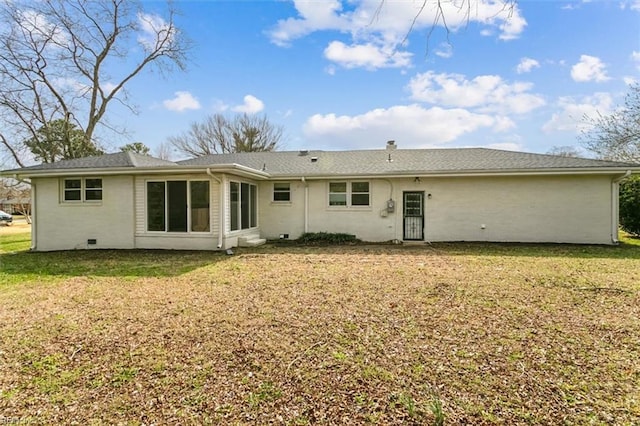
left=1, top=231, right=639, bottom=425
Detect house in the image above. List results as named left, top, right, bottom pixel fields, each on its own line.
left=2, top=141, right=639, bottom=251
left=0, top=197, right=31, bottom=215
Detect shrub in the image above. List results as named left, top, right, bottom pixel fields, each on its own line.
left=620, top=176, right=640, bottom=236
left=297, top=232, right=360, bottom=245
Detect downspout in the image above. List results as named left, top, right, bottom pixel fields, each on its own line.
left=301, top=177, right=309, bottom=233
left=611, top=170, right=632, bottom=244
left=207, top=168, right=225, bottom=249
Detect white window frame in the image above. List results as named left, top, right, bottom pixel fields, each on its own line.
left=229, top=181, right=258, bottom=232
left=145, top=179, right=211, bottom=233
left=328, top=181, right=370, bottom=208
left=350, top=181, right=370, bottom=206
left=273, top=182, right=291, bottom=202
left=62, top=178, right=102, bottom=203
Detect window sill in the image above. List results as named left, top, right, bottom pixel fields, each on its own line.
left=327, top=206, right=372, bottom=211
left=60, top=202, right=103, bottom=206
left=138, top=231, right=213, bottom=237
left=270, top=201, right=292, bottom=206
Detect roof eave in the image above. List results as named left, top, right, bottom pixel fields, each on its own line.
left=268, top=167, right=640, bottom=180
left=2, top=163, right=271, bottom=180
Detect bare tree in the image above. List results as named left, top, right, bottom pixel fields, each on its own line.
left=169, top=114, right=283, bottom=158
left=580, top=83, right=640, bottom=163
left=546, top=146, right=583, bottom=158
left=154, top=141, right=174, bottom=161
left=0, top=0, right=190, bottom=167
left=0, top=178, right=31, bottom=223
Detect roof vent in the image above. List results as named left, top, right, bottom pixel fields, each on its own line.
left=310, top=157, right=318, bottom=163
left=386, top=140, right=397, bottom=150
left=299, top=150, right=309, bottom=156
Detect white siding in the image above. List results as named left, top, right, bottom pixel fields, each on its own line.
left=31, top=172, right=618, bottom=251
left=258, top=175, right=616, bottom=245
left=258, top=181, right=306, bottom=240
left=420, top=175, right=613, bottom=244
left=33, top=176, right=135, bottom=251
left=259, top=179, right=396, bottom=242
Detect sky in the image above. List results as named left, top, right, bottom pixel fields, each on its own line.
left=110, top=0, right=640, bottom=158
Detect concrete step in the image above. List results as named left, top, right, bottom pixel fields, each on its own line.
left=238, top=236, right=267, bottom=247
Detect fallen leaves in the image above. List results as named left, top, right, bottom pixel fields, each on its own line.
left=0, top=244, right=639, bottom=424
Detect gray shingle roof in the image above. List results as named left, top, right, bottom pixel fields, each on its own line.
left=4, top=148, right=638, bottom=177
left=177, top=148, right=639, bottom=177
left=10, top=151, right=176, bottom=171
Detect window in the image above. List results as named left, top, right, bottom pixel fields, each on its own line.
left=190, top=181, right=210, bottom=232
left=146, top=180, right=210, bottom=233
left=64, top=179, right=82, bottom=201
left=230, top=181, right=257, bottom=231
left=85, top=179, right=103, bottom=201
left=351, top=182, right=370, bottom=206
left=63, top=178, right=102, bottom=202
left=329, top=181, right=369, bottom=207
left=329, top=182, right=347, bottom=206
left=273, top=182, right=291, bottom=202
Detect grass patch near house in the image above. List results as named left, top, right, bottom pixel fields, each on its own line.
left=0, top=230, right=223, bottom=286
left=1, top=233, right=639, bottom=424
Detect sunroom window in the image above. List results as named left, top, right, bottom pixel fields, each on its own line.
left=146, top=180, right=210, bottom=233
left=230, top=181, right=257, bottom=231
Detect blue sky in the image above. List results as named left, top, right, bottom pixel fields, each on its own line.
left=113, top=0, right=640, bottom=158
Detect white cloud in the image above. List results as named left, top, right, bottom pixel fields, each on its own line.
left=571, top=55, right=610, bottom=82
left=324, top=41, right=412, bottom=69
left=268, top=0, right=526, bottom=70
left=516, top=57, right=540, bottom=74
left=623, top=0, right=640, bottom=11
left=137, top=12, right=175, bottom=52
left=101, top=81, right=118, bottom=94
left=632, top=51, right=640, bottom=70
left=162, top=91, right=201, bottom=112
left=232, top=95, right=264, bottom=114
left=542, top=92, right=613, bottom=133
left=325, top=64, right=337, bottom=75
left=303, top=104, right=511, bottom=149
left=435, top=43, right=453, bottom=59
left=407, top=71, right=545, bottom=114
left=267, top=0, right=350, bottom=47
left=18, top=10, right=69, bottom=46
left=498, top=11, right=527, bottom=40
left=52, top=77, right=89, bottom=94
left=484, top=141, right=523, bottom=151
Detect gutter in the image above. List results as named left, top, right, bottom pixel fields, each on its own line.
left=206, top=168, right=225, bottom=249
left=268, top=168, right=640, bottom=180
left=611, top=170, right=632, bottom=244
left=3, top=163, right=271, bottom=180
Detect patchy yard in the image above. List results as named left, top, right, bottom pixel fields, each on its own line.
left=1, top=233, right=639, bottom=425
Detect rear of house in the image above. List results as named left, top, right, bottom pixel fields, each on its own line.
left=3, top=146, right=638, bottom=251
